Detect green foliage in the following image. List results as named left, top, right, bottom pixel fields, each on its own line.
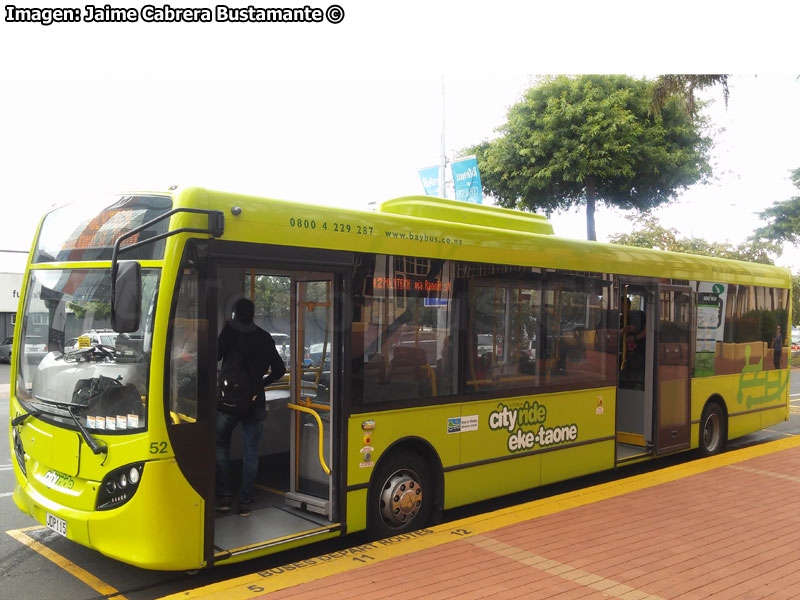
left=650, top=75, right=729, bottom=121
left=755, top=168, right=800, bottom=245
left=726, top=309, right=787, bottom=344
left=247, top=275, right=290, bottom=320
left=729, top=309, right=787, bottom=344
left=68, top=301, right=111, bottom=319
left=613, top=213, right=796, bottom=330
left=467, top=75, right=713, bottom=241
left=609, top=214, right=780, bottom=264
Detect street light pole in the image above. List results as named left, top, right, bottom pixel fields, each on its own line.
left=439, top=75, right=447, bottom=199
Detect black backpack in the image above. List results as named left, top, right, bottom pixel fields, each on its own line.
left=217, top=358, right=256, bottom=418
left=73, top=375, right=145, bottom=419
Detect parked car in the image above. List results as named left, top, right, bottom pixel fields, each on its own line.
left=393, top=330, right=439, bottom=365
left=23, top=335, right=48, bottom=364
left=73, top=329, right=118, bottom=350
left=304, top=342, right=331, bottom=369
left=791, top=328, right=800, bottom=358
left=0, top=336, right=12, bottom=363
left=476, top=333, right=502, bottom=358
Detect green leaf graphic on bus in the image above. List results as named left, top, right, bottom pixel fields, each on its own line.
left=736, top=344, right=790, bottom=408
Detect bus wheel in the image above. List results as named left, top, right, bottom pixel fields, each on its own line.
left=369, top=450, right=432, bottom=538
left=699, top=402, right=726, bottom=456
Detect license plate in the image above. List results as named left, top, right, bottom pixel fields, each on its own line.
left=46, top=512, right=67, bottom=538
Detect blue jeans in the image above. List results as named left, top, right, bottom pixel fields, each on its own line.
left=216, top=412, right=263, bottom=503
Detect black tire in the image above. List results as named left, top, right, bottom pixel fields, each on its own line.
left=699, top=402, right=726, bottom=456
left=368, top=450, right=433, bottom=538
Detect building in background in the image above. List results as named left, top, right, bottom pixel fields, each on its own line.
left=0, top=251, right=27, bottom=341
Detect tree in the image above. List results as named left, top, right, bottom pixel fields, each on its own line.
left=247, top=275, right=290, bottom=320
left=754, top=168, right=800, bottom=244
left=68, top=301, right=111, bottom=320
left=650, top=75, right=729, bottom=121
left=467, top=75, right=713, bottom=241
left=793, top=275, right=800, bottom=327
left=609, top=214, right=780, bottom=265
left=755, top=169, right=800, bottom=327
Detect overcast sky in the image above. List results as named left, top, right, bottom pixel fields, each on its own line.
left=1, top=1, right=798, bottom=271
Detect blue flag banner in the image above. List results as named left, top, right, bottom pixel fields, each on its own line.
left=418, top=165, right=441, bottom=197
left=451, top=156, right=482, bottom=204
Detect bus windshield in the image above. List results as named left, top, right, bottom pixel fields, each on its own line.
left=33, top=194, right=172, bottom=263
left=16, top=268, right=160, bottom=432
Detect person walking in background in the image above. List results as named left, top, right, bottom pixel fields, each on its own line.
left=216, top=298, right=285, bottom=517
left=773, top=325, right=783, bottom=370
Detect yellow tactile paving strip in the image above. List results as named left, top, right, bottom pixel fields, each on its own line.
left=466, top=534, right=667, bottom=600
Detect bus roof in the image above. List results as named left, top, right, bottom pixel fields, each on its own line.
left=171, top=187, right=790, bottom=289
left=381, top=196, right=554, bottom=236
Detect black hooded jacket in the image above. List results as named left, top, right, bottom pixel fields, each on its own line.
left=218, top=320, right=286, bottom=421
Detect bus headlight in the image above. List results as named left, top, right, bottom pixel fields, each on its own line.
left=96, top=463, right=144, bottom=511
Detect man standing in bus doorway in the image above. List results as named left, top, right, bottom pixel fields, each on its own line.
left=216, top=298, right=286, bottom=517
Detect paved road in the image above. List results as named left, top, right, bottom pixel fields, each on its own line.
left=1, top=363, right=799, bottom=600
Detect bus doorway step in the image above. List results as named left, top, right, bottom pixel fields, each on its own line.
left=616, top=443, right=652, bottom=463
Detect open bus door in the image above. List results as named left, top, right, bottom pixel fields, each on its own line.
left=203, top=263, right=341, bottom=566
left=616, top=283, right=656, bottom=461
left=285, top=276, right=335, bottom=519
left=616, top=282, right=693, bottom=463
left=654, top=285, right=693, bottom=454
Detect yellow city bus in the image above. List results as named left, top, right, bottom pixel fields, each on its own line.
left=9, top=187, right=791, bottom=570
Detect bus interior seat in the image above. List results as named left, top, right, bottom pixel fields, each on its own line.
left=389, top=346, right=428, bottom=398
left=362, top=352, right=388, bottom=403
left=364, top=352, right=387, bottom=383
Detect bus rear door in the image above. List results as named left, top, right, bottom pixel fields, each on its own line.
left=654, top=285, right=693, bottom=454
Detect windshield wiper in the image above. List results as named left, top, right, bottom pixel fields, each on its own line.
left=67, top=405, right=107, bottom=455
left=32, top=395, right=108, bottom=455
left=63, top=344, right=117, bottom=362
left=11, top=409, right=44, bottom=427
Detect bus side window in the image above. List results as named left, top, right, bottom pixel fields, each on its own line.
left=543, top=275, right=614, bottom=391
left=388, top=345, right=429, bottom=401
left=464, top=281, right=540, bottom=393
left=351, top=254, right=458, bottom=406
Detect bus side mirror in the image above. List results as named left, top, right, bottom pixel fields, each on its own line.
left=112, top=261, right=141, bottom=333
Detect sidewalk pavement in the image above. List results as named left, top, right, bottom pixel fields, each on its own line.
left=167, top=435, right=800, bottom=600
